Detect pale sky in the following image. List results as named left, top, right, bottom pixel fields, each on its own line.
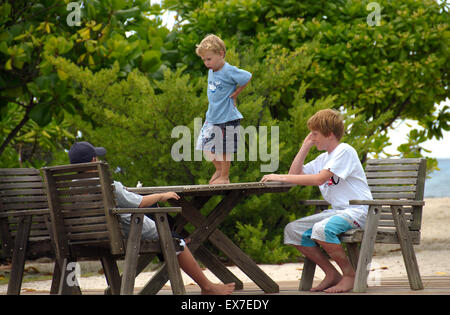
left=384, top=100, right=450, bottom=159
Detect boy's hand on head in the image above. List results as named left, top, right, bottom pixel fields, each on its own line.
left=302, top=132, right=315, bottom=149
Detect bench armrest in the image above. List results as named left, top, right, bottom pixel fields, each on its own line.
left=349, top=200, right=425, bottom=206
left=110, top=207, right=182, bottom=215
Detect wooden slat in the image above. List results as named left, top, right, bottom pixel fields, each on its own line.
left=380, top=206, right=413, bottom=213
left=58, top=194, right=103, bottom=203
left=0, top=209, right=49, bottom=218
left=369, top=186, right=416, bottom=192
left=366, top=158, right=422, bottom=164
left=366, top=171, right=418, bottom=178
left=0, top=169, right=40, bottom=176
left=367, top=178, right=417, bottom=185
left=365, top=164, right=420, bottom=171
left=0, top=188, right=47, bottom=196
left=0, top=175, right=43, bottom=183
left=55, top=179, right=100, bottom=189
left=60, top=201, right=104, bottom=211
left=371, top=192, right=416, bottom=199
left=66, top=224, right=108, bottom=233
left=45, top=163, right=98, bottom=174
left=380, top=213, right=412, bottom=221
left=59, top=186, right=102, bottom=196
left=29, top=229, right=51, bottom=238
left=2, top=202, right=48, bottom=211
left=68, top=231, right=110, bottom=241
left=0, top=182, right=45, bottom=189
left=1, top=195, right=48, bottom=203
left=349, top=200, right=424, bottom=206
left=61, top=209, right=105, bottom=218
left=51, top=171, right=100, bottom=181
left=66, top=216, right=106, bottom=226
left=340, top=229, right=421, bottom=244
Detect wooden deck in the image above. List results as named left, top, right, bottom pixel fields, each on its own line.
left=45, top=276, right=447, bottom=295
left=155, top=276, right=450, bottom=295
left=2, top=276, right=448, bottom=296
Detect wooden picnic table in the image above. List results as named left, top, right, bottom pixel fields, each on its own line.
left=128, top=181, right=294, bottom=294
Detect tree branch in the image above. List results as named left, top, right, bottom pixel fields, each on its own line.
left=0, top=99, right=33, bottom=157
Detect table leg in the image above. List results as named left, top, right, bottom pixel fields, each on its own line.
left=179, top=194, right=279, bottom=293
left=183, top=190, right=243, bottom=253
left=140, top=191, right=279, bottom=294
left=208, top=229, right=279, bottom=293
left=139, top=192, right=241, bottom=294
left=171, top=199, right=244, bottom=290
left=194, top=245, right=244, bottom=290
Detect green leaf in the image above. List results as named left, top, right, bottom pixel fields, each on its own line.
left=5, top=58, right=12, bottom=70
left=141, top=50, right=161, bottom=73
left=29, top=102, right=52, bottom=127
left=57, top=68, right=69, bottom=80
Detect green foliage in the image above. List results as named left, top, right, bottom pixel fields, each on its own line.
left=166, top=0, right=449, bottom=159
left=0, top=102, right=74, bottom=167
left=236, top=219, right=298, bottom=264
left=0, top=0, right=176, bottom=165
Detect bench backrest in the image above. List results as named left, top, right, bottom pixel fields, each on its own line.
left=366, top=158, right=426, bottom=233
left=42, top=162, right=125, bottom=257
left=0, top=168, right=52, bottom=257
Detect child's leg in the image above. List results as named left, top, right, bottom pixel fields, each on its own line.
left=294, top=245, right=342, bottom=292
left=212, top=154, right=231, bottom=184
left=177, top=247, right=235, bottom=295
left=284, top=211, right=343, bottom=291
left=315, top=241, right=355, bottom=293
left=204, top=151, right=222, bottom=184
left=210, top=119, right=239, bottom=185
left=310, top=214, right=359, bottom=293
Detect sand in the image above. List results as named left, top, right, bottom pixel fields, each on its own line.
left=1, top=197, right=449, bottom=294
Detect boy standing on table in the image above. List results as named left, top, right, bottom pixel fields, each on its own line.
left=261, top=109, right=372, bottom=293
left=195, top=34, right=252, bottom=184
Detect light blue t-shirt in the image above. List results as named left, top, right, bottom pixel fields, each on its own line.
left=206, top=62, right=252, bottom=124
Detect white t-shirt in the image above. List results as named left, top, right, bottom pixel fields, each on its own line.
left=303, top=143, right=372, bottom=228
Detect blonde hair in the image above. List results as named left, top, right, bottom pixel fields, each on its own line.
left=307, top=109, right=345, bottom=140
left=195, top=34, right=226, bottom=57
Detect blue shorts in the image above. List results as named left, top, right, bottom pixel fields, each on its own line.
left=284, top=210, right=360, bottom=247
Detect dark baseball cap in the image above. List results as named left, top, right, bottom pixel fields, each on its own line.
left=68, top=141, right=106, bottom=164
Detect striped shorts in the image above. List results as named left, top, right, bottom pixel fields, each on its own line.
left=284, top=210, right=360, bottom=247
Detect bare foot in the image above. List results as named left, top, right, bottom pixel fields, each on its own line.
left=201, top=282, right=235, bottom=295
left=310, top=273, right=342, bottom=292
left=324, top=275, right=354, bottom=293
left=211, top=177, right=230, bottom=185
left=209, top=171, right=221, bottom=184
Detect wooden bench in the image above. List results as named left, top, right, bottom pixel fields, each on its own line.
left=0, top=168, right=60, bottom=295
left=298, top=158, right=426, bottom=292
left=42, top=161, right=185, bottom=295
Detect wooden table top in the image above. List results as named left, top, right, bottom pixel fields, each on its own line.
left=128, top=181, right=294, bottom=195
